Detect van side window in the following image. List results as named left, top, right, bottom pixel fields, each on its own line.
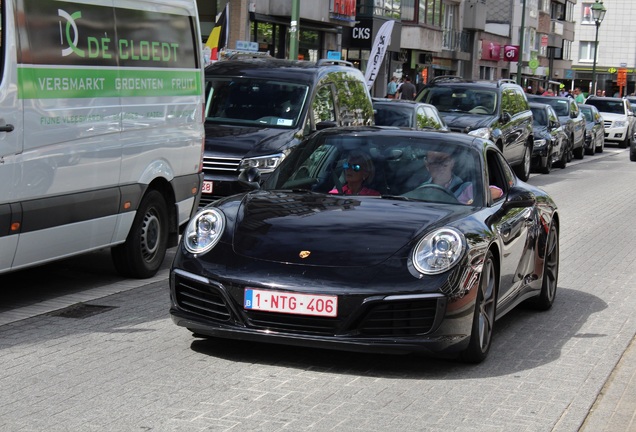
left=313, top=85, right=336, bottom=125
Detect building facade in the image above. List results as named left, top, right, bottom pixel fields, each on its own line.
left=571, top=0, right=636, bottom=97
left=199, top=0, right=630, bottom=97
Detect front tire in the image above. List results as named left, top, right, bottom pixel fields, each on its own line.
left=460, top=251, right=497, bottom=363
left=111, top=189, right=169, bottom=278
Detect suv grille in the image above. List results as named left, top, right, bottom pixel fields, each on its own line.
left=203, top=156, right=241, bottom=174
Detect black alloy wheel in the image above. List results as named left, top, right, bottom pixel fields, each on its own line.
left=515, top=145, right=531, bottom=181
left=460, top=251, right=497, bottom=363
left=529, top=223, right=559, bottom=310
left=541, top=144, right=553, bottom=174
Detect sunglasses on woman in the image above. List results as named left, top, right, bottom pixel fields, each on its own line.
left=343, top=162, right=362, bottom=172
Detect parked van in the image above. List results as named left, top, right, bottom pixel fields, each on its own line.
left=200, top=58, right=374, bottom=205
left=0, top=0, right=205, bottom=278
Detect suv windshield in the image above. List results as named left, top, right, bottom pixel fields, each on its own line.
left=205, top=78, right=309, bottom=128
left=530, top=107, right=547, bottom=126
left=419, top=86, right=498, bottom=115
left=586, top=99, right=625, bottom=114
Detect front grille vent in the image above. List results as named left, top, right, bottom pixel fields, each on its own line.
left=245, top=311, right=342, bottom=335
left=174, top=275, right=232, bottom=322
left=358, top=299, right=439, bottom=336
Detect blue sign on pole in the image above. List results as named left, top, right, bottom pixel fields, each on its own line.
left=564, top=69, right=575, bottom=79
left=327, top=51, right=341, bottom=60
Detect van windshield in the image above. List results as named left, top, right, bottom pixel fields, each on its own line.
left=205, top=78, right=309, bottom=128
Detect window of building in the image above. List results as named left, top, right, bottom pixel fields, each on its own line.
left=565, top=1, right=574, bottom=21
left=538, top=0, right=550, bottom=14
left=402, top=0, right=443, bottom=26
left=581, top=3, right=593, bottom=24
left=551, top=2, right=564, bottom=20
left=479, top=66, right=495, bottom=81
left=579, top=41, right=596, bottom=62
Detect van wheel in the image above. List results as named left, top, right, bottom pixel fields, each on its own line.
left=112, top=190, right=169, bottom=278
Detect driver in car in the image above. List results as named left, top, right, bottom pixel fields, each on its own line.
left=422, top=150, right=474, bottom=204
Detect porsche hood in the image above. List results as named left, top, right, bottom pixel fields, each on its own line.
left=227, top=191, right=461, bottom=267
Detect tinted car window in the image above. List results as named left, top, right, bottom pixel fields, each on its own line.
left=531, top=107, right=547, bottom=125
left=263, top=132, right=484, bottom=206
left=313, top=85, right=336, bottom=123
left=205, top=78, right=309, bottom=128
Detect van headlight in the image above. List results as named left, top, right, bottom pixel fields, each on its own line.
left=184, top=208, right=225, bottom=255
left=411, top=227, right=466, bottom=275
left=240, top=153, right=286, bottom=173
left=468, top=127, right=491, bottom=139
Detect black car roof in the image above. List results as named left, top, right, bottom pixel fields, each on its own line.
left=204, top=58, right=361, bottom=84
left=312, top=126, right=484, bottom=150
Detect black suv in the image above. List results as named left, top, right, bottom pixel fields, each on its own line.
left=201, top=58, right=374, bottom=204
left=526, top=95, right=586, bottom=160
left=416, top=77, right=533, bottom=181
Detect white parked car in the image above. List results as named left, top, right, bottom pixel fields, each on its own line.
left=584, top=96, right=636, bottom=149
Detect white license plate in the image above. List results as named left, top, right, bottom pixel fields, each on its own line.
left=202, top=180, right=213, bottom=194
left=244, top=288, right=337, bottom=317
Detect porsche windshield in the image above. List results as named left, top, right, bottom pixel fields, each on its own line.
left=204, top=78, right=309, bottom=128
left=262, top=133, right=484, bottom=207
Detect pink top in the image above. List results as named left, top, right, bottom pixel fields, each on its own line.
left=329, top=184, right=381, bottom=196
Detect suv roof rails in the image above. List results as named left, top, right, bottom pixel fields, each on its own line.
left=316, top=59, right=353, bottom=67
left=219, top=49, right=273, bottom=61
left=498, top=79, right=517, bottom=86
left=429, top=75, right=466, bottom=84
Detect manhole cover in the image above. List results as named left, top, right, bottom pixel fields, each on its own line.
left=49, top=303, right=117, bottom=319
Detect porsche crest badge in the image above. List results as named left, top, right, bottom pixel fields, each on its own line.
left=299, top=250, right=311, bottom=259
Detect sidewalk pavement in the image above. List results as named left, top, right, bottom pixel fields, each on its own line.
left=580, top=334, right=636, bottom=431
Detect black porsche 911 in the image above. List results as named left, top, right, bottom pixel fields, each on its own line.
left=170, top=127, right=560, bottom=363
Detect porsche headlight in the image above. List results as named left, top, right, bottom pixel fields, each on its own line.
left=184, top=208, right=225, bottom=255
left=412, top=227, right=466, bottom=275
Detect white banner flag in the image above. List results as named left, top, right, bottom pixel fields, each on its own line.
left=364, top=20, right=395, bottom=90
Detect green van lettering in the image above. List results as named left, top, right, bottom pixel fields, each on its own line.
left=87, top=37, right=112, bottom=59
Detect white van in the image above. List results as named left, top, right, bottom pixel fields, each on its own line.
left=0, top=0, right=205, bottom=278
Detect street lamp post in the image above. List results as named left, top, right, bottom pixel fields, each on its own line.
left=590, top=0, right=607, bottom=96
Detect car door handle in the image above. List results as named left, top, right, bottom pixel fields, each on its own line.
left=0, top=124, right=14, bottom=132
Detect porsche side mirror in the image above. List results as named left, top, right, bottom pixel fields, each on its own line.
left=502, top=186, right=536, bottom=210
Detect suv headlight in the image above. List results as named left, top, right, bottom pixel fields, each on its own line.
left=614, top=120, right=627, bottom=128
left=240, top=153, right=286, bottom=173
left=184, top=208, right=225, bottom=255
left=468, top=127, right=491, bottom=140
left=411, top=227, right=466, bottom=275
left=534, top=138, right=547, bottom=148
